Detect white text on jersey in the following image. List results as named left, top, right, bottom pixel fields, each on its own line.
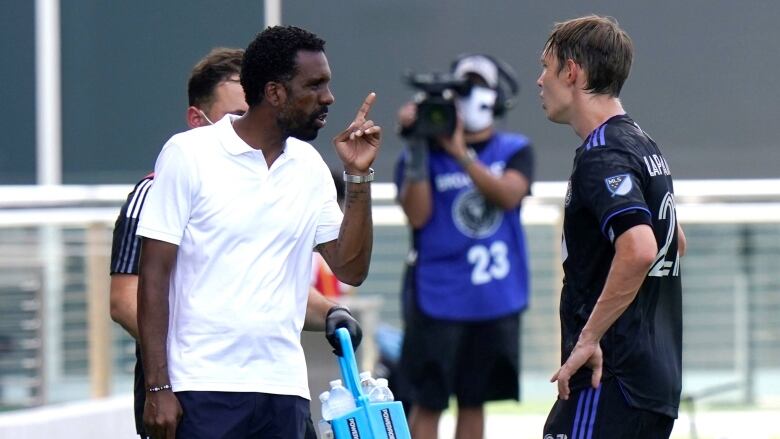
left=644, top=154, right=671, bottom=177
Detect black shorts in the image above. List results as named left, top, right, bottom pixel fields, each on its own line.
left=175, top=391, right=317, bottom=439
left=398, top=299, right=521, bottom=411
left=544, top=378, right=675, bottom=439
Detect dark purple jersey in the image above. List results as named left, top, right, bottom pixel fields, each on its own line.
left=561, top=114, right=682, bottom=418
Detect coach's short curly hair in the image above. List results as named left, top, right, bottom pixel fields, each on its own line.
left=241, top=26, right=326, bottom=107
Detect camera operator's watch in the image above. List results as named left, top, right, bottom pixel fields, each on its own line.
left=457, top=148, right=478, bottom=168
left=343, top=168, right=375, bottom=184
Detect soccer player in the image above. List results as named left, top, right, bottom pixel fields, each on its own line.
left=537, top=15, right=687, bottom=439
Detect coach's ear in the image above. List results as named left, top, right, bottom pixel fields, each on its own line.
left=265, top=81, right=288, bottom=108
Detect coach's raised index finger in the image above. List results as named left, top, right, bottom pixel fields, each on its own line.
left=354, top=92, right=377, bottom=123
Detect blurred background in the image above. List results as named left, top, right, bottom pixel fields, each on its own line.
left=3, top=0, right=780, bottom=184
left=0, top=1, right=778, bottom=438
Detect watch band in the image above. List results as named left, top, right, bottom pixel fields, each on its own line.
left=343, top=168, right=375, bottom=183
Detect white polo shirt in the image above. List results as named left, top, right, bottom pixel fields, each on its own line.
left=137, top=115, right=343, bottom=399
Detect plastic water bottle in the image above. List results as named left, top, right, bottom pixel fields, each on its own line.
left=327, top=379, right=356, bottom=418
left=319, top=390, right=334, bottom=421
left=359, top=371, right=377, bottom=397
left=368, top=377, right=395, bottom=402
left=318, top=419, right=334, bottom=439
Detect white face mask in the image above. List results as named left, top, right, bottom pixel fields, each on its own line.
left=457, top=86, right=497, bottom=132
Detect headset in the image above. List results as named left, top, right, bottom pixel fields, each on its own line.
left=450, top=53, right=520, bottom=118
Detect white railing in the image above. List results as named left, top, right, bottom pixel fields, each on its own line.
left=0, top=180, right=778, bottom=416
left=0, top=395, right=136, bottom=439
left=1, top=179, right=780, bottom=225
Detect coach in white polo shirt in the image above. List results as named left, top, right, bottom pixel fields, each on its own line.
left=136, top=26, right=380, bottom=439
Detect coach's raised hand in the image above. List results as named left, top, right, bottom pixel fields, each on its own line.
left=332, top=92, right=381, bottom=174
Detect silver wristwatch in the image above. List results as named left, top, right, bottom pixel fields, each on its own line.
left=343, top=168, right=375, bottom=183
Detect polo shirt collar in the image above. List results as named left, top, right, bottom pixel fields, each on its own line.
left=217, top=114, right=302, bottom=160
left=217, top=114, right=256, bottom=156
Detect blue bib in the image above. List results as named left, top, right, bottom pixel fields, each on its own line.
left=398, top=132, right=531, bottom=320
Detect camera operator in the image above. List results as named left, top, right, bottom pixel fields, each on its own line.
left=394, top=54, right=534, bottom=439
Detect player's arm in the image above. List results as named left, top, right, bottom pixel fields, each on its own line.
left=109, top=274, right=139, bottom=339
left=677, top=223, right=687, bottom=256
left=138, top=238, right=177, bottom=387
left=317, top=179, right=373, bottom=286
left=396, top=103, right=434, bottom=228
left=552, top=224, right=657, bottom=399
left=304, top=287, right=363, bottom=354
left=397, top=138, right=434, bottom=229
left=109, top=185, right=149, bottom=341
left=304, top=287, right=336, bottom=331
left=460, top=147, right=532, bottom=210
left=463, top=165, right=529, bottom=210
left=134, top=140, right=191, bottom=436
left=399, top=179, right=433, bottom=228
left=439, top=122, right=531, bottom=210
left=581, top=223, right=656, bottom=345
left=138, top=238, right=182, bottom=437
left=318, top=93, right=380, bottom=286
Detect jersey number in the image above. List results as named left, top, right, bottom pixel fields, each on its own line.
left=648, top=192, right=680, bottom=277
left=467, top=241, right=510, bottom=285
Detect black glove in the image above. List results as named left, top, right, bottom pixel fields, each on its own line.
left=404, top=140, right=429, bottom=182
left=325, top=306, right=363, bottom=356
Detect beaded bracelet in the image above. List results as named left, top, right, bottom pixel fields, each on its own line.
left=147, top=384, right=172, bottom=393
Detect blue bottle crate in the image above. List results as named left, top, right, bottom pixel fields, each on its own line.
left=328, top=328, right=411, bottom=439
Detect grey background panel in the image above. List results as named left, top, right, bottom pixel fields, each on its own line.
left=1, top=1, right=778, bottom=184
left=0, top=1, right=36, bottom=184
left=59, top=0, right=264, bottom=183
left=284, top=0, right=780, bottom=181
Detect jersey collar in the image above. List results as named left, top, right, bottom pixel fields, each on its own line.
left=216, top=114, right=303, bottom=161
left=581, top=114, right=631, bottom=151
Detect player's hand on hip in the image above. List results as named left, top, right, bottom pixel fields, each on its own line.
left=143, top=390, right=182, bottom=439
left=333, top=92, right=381, bottom=174
left=550, top=339, right=603, bottom=400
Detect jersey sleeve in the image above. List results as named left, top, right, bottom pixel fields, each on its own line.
left=137, top=141, right=197, bottom=245
left=575, top=148, right=650, bottom=241
left=505, top=144, right=534, bottom=187
left=110, top=178, right=154, bottom=275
